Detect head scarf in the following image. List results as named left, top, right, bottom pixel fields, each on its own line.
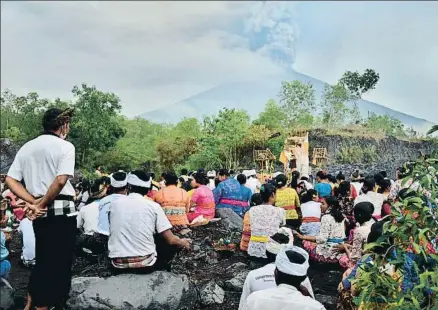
left=127, top=173, right=151, bottom=188
left=275, top=245, right=310, bottom=277
left=110, top=173, right=128, bottom=188
left=266, top=227, right=294, bottom=255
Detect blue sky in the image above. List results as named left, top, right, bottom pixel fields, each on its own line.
left=1, top=1, right=437, bottom=122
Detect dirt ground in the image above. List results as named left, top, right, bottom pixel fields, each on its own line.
left=7, top=222, right=341, bottom=310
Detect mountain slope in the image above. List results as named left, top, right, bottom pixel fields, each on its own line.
left=140, top=70, right=435, bottom=132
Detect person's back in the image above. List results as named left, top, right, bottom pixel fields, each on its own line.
left=97, top=193, right=125, bottom=236
left=354, top=191, right=384, bottom=217
left=246, top=177, right=261, bottom=194
left=77, top=201, right=100, bottom=236
left=109, top=194, right=169, bottom=259
left=9, top=135, right=75, bottom=199
left=314, top=182, right=331, bottom=198
left=155, top=184, right=189, bottom=226
left=215, top=177, right=248, bottom=216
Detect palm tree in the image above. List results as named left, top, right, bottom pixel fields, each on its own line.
left=427, top=125, right=438, bottom=135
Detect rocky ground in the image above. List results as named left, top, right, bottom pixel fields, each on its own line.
left=6, top=213, right=341, bottom=310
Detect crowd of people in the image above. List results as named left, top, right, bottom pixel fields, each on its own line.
left=0, top=107, right=436, bottom=310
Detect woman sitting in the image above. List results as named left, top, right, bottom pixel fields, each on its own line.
left=354, top=176, right=384, bottom=219
left=314, top=171, right=332, bottom=199
left=240, top=183, right=286, bottom=258
left=274, top=174, right=301, bottom=228
left=187, top=172, right=215, bottom=224
left=336, top=172, right=358, bottom=200
left=295, top=196, right=346, bottom=264
left=338, top=202, right=376, bottom=269
left=155, top=172, right=190, bottom=229
left=299, top=189, right=321, bottom=236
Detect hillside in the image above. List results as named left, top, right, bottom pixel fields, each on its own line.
left=140, top=70, right=435, bottom=132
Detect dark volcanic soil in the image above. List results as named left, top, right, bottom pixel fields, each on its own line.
left=7, top=222, right=341, bottom=309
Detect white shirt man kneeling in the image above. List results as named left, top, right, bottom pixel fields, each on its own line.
left=242, top=243, right=326, bottom=310
left=108, top=170, right=191, bottom=272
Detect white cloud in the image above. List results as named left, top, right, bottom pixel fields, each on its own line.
left=0, top=1, right=282, bottom=116
left=293, top=1, right=438, bottom=122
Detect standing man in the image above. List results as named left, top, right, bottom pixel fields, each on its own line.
left=6, top=108, right=76, bottom=310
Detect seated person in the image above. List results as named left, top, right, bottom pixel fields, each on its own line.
left=338, top=202, right=375, bottom=269
left=237, top=174, right=253, bottom=206
left=188, top=172, right=215, bottom=224
left=214, top=169, right=249, bottom=217
left=299, top=190, right=321, bottom=236
left=18, top=217, right=36, bottom=267
left=243, top=245, right=325, bottom=310
left=155, top=172, right=190, bottom=228
left=109, top=171, right=191, bottom=271
left=274, top=174, right=301, bottom=228
left=1, top=208, right=11, bottom=279
left=77, top=179, right=107, bottom=254
left=240, top=184, right=286, bottom=258
left=314, top=171, right=332, bottom=199
left=295, top=196, right=346, bottom=264
left=239, top=229, right=314, bottom=310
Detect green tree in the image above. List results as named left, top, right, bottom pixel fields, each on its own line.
left=365, top=113, right=406, bottom=136
left=427, top=125, right=438, bottom=135
left=69, top=84, right=125, bottom=166
left=339, top=69, right=380, bottom=99
left=278, top=81, right=316, bottom=127
left=254, top=99, right=287, bottom=131
left=321, top=83, right=353, bottom=127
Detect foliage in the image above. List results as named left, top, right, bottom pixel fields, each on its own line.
left=353, top=152, right=438, bottom=309
left=69, top=84, right=125, bottom=165
left=321, top=83, right=357, bottom=127
left=339, top=69, right=380, bottom=99
left=337, top=145, right=378, bottom=164
left=427, top=125, right=438, bottom=136
left=365, top=113, right=406, bottom=137
left=254, top=99, right=287, bottom=131
left=278, top=81, right=315, bottom=127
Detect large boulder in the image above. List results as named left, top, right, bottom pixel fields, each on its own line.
left=216, top=209, right=243, bottom=231
left=0, top=278, right=15, bottom=310
left=223, top=271, right=249, bottom=292
left=67, top=272, right=197, bottom=310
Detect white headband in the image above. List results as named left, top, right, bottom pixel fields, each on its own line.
left=275, top=245, right=309, bottom=277
left=266, top=227, right=294, bottom=255
left=110, top=173, right=127, bottom=188
left=127, top=173, right=151, bottom=188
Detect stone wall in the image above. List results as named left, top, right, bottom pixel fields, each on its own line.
left=308, top=129, right=436, bottom=178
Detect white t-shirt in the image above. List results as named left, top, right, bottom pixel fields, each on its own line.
left=301, top=201, right=322, bottom=219
left=351, top=182, right=363, bottom=195
left=246, top=177, right=261, bottom=194
left=97, top=193, right=126, bottom=236
left=77, top=201, right=100, bottom=235
left=354, top=191, right=385, bottom=217
left=17, top=218, right=35, bottom=261
left=239, top=263, right=314, bottom=310
left=108, top=193, right=172, bottom=259
left=7, top=134, right=75, bottom=197
left=244, top=284, right=325, bottom=310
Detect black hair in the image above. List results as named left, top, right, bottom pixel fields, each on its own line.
left=327, top=174, right=337, bottom=184
left=87, top=179, right=105, bottom=203
left=367, top=218, right=392, bottom=255
left=218, top=169, right=230, bottom=177
left=181, top=180, right=192, bottom=192
left=290, top=171, right=300, bottom=189
left=214, top=178, right=221, bottom=187
left=324, top=196, right=344, bottom=223
left=229, top=170, right=235, bottom=175
left=378, top=179, right=392, bottom=194
left=42, top=108, right=71, bottom=132
left=164, top=172, right=178, bottom=186
left=101, top=176, right=111, bottom=186
left=300, top=189, right=318, bottom=204
left=260, top=183, right=276, bottom=203
left=354, top=202, right=374, bottom=224
left=180, top=168, right=188, bottom=176
left=150, top=172, right=156, bottom=180
left=250, top=193, right=263, bottom=207
left=275, top=250, right=307, bottom=288
left=266, top=233, right=290, bottom=262
left=379, top=171, right=387, bottom=179
left=178, top=177, right=185, bottom=184
left=316, top=171, right=327, bottom=180
left=128, top=170, right=151, bottom=196
left=361, top=176, right=376, bottom=194
left=275, top=174, right=287, bottom=188
left=336, top=171, right=346, bottom=182
left=81, top=179, right=90, bottom=191
left=193, top=172, right=208, bottom=186
left=374, top=173, right=384, bottom=187
left=334, top=181, right=351, bottom=197
left=237, top=174, right=247, bottom=185
left=300, top=175, right=309, bottom=182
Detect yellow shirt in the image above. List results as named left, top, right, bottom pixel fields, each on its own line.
left=275, top=187, right=300, bottom=220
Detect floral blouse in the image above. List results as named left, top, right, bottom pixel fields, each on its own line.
left=314, top=214, right=346, bottom=260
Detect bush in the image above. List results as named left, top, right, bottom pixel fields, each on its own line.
left=337, top=145, right=377, bottom=164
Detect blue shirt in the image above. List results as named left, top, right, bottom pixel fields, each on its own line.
left=315, top=183, right=332, bottom=198
left=97, top=194, right=126, bottom=236
left=1, top=231, right=8, bottom=261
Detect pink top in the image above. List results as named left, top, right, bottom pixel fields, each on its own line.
left=191, top=185, right=216, bottom=219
